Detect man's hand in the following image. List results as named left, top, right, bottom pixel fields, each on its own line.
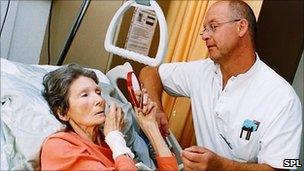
left=155, top=108, right=169, bottom=137
left=181, top=146, right=223, bottom=170
left=181, top=146, right=277, bottom=171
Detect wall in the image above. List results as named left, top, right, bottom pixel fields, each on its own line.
left=256, top=0, right=304, bottom=84
left=0, top=0, right=51, bottom=64
left=42, top=0, right=172, bottom=103
left=39, top=0, right=123, bottom=72
left=292, top=50, right=303, bottom=170
left=292, top=51, right=303, bottom=119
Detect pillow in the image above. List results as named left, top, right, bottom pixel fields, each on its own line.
left=1, top=71, right=63, bottom=170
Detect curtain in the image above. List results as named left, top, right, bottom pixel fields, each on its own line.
left=163, top=0, right=263, bottom=148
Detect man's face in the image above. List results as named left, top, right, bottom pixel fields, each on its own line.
left=201, top=2, right=240, bottom=63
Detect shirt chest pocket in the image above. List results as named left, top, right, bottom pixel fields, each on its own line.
left=227, top=125, right=260, bottom=162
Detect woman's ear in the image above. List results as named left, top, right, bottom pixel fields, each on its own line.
left=57, top=108, right=69, bottom=121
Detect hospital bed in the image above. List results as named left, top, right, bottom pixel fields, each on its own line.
left=0, top=58, right=182, bottom=170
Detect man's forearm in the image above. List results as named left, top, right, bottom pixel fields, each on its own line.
left=182, top=147, right=280, bottom=171
left=139, top=66, right=164, bottom=110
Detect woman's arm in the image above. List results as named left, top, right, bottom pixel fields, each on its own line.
left=134, top=106, right=171, bottom=157
left=134, top=89, right=178, bottom=169
left=103, top=102, right=137, bottom=170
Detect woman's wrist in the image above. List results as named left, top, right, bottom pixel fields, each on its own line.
left=105, top=131, right=134, bottom=160
left=144, top=125, right=172, bottom=157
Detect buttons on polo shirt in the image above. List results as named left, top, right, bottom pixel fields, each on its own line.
left=216, top=112, right=225, bottom=119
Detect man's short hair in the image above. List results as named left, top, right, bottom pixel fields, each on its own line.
left=228, top=0, right=257, bottom=46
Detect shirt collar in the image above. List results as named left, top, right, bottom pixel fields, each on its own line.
left=213, top=52, right=261, bottom=81
left=236, top=52, right=260, bottom=80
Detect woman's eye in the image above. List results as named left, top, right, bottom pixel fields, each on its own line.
left=96, top=91, right=101, bottom=95
left=81, top=93, right=88, bottom=97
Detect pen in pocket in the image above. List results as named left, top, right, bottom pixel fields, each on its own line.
left=220, top=133, right=233, bottom=150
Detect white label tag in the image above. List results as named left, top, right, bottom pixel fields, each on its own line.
left=125, top=7, right=157, bottom=56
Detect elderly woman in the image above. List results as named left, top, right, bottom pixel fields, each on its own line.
left=40, top=64, right=178, bottom=170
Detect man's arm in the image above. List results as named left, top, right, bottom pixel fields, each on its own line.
left=181, top=146, right=283, bottom=171
left=139, top=66, right=169, bottom=137
left=139, top=66, right=163, bottom=111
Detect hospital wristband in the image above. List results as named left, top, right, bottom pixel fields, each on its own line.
left=105, top=130, right=135, bottom=160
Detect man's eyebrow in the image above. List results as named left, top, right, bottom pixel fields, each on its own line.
left=203, top=19, right=217, bottom=26
left=209, top=19, right=220, bottom=23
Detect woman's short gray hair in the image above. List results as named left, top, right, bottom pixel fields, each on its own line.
left=42, top=63, right=99, bottom=129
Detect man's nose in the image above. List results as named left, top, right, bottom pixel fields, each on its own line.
left=200, top=30, right=210, bottom=41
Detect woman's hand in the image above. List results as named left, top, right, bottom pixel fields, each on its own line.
left=103, top=102, right=124, bottom=136
left=134, top=89, right=172, bottom=157
left=134, top=89, right=158, bottom=133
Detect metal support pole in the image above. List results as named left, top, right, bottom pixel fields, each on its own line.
left=56, top=0, right=91, bottom=66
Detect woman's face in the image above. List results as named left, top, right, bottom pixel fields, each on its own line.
left=65, top=76, right=106, bottom=130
